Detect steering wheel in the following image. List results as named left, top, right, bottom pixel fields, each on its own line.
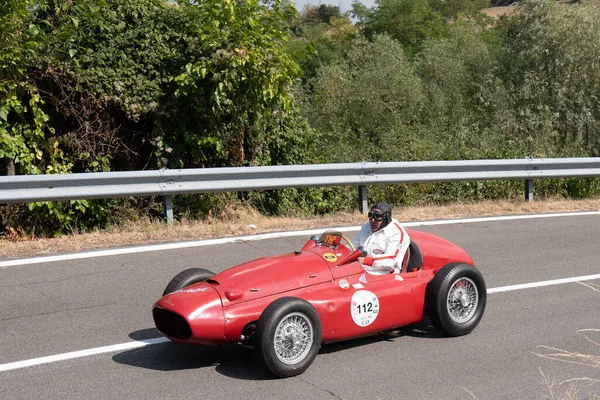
left=340, top=233, right=356, bottom=252
left=317, top=231, right=356, bottom=252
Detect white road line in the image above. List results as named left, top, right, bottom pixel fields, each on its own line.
left=487, top=273, right=600, bottom=293
left=0, top=337, right=170, bottom=373
left=1, top=272, right=599, bottom=373
left=2, top=211, right=600, bottom=268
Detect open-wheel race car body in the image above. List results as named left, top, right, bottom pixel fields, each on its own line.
left=152, top=229, right=486, bottom=377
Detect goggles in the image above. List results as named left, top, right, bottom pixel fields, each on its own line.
left=368, top=210, right=384, bottom=221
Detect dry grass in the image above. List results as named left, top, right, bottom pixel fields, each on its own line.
left=480, top=0, right=581, bottom=20
left=481, top=5, right=518, bottom=19
left=1, top=197, right=600, bottom=259
left=536, top=329, right=600, bottom=399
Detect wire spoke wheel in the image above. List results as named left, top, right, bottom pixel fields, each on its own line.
left=273, top=312, right=314, bottom=365
left=447, top=277, right=478, bottom=323
left=257, top=297, right=322, bottom=377
left=427, top=263, right=487, bottom=337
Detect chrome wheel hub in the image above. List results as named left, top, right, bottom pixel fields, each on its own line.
left=460, top=293, right=470, bottom=307
left=273, top=312, right=313, bottom=365
left=447, top=277, right=478, bottom=323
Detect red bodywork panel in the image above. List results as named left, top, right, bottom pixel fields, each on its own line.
left=153, top=228, right=475, bottom=346
left=407, top=229, right=475, bottom=272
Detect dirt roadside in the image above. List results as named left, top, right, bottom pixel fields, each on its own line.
left=2, top=197, right=599, bottom=260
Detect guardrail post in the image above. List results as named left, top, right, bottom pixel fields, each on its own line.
left=524, top=179, right=534, bottom=202
left=163, top=195, right=174, bottom=224
left=358, top=185, right=368, bottom=213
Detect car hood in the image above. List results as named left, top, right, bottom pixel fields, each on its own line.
left=210, top=250, right=333, bottom=306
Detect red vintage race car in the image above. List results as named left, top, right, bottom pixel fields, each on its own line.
left=152, top=229, right=486, bottom=377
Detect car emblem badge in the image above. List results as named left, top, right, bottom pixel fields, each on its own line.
left=395, top=275, right=404, bottom=281
left=323, top=253, right=337, bottom=262
left=339, top=279, right=350, bottom=289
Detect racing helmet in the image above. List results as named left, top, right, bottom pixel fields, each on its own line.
left=370, top=201, right=392, bottom=230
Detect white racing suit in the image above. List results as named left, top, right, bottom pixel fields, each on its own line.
left=352, top=218, right=410, bottom=275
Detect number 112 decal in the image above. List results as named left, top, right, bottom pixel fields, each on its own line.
left=350, top=290, right=380, bottom=327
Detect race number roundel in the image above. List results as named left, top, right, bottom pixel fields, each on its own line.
left=350, top=290, right=379, bottom=327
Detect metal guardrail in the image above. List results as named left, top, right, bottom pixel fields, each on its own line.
left=1, top=157, right=600, bottom=222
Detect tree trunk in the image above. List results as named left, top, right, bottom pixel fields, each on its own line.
left=1, top=158, right=15, bottom=176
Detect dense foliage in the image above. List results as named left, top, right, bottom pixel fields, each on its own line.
left=354, top=0, right=490, bottom=56
left=497, top=0, right=600, bottom=157
left=304, top=35, right=424, bottom=162
left=2, top=0, right=600, bottom=236
left=1, top=0, right=56, bottom=175
left=286, top=4, right=358, bottom=82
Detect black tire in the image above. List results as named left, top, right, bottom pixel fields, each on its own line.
left=162, top=268, right=215, bottom=296
left=256, top=297, right=322, bottom=378
left=426, top=263, right=486, bottom=337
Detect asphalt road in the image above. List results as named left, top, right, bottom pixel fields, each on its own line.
left=1, top=214, right=599, bottom=399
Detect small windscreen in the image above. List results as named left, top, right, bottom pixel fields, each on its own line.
left=317, top=231, right=342, bottom=249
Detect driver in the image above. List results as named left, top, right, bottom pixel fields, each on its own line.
left=352, top=201, right=410, bottom=275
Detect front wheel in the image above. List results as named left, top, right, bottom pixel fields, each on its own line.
left=162, top=268, right=215, bottom=296
left=427, top=263, right=487, bottom=337
left=256, top=297, right=322, bottom=378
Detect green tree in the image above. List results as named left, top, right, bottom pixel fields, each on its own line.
left=8, top=0, right=308, bottom=172
left=356, top=0, right=490, bottom=56
left=1, top=0, right=316, bottom=234
left=415, top=23, right=509, bottom=158
left=287, top=4, right=358, bottom=82
left=300, top=4, right=342, bottom=24
left=430, top=0, right=490, bottom=22
left=302, top=35, right=424, bottom=162
left=0, top=0, right=66, bottom=175
left=498, top=0, right=600, bottom=157
left=32, top=0, right=189, bottom=172
left=169, top=0, right=304, bottom=168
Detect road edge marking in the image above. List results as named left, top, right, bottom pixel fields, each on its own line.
left=487, top=273, right=600, bottom=293
left=0, top=337, right=169, bottom=373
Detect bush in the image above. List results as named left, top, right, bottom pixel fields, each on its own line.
left=497, top=0, right=600, bottom=157
left=302, top=35, right=424, bottom=163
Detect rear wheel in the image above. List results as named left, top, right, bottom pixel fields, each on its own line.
left=162, top=268, right=215, bottom=296
left=256, top=297, right=322, bottom=378
left=427, top=263, right=486, bottom=336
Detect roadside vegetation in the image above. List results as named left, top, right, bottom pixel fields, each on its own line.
left=2, top=0, right=600, bottom=238
left=3, top=196, right=600, bottom=258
